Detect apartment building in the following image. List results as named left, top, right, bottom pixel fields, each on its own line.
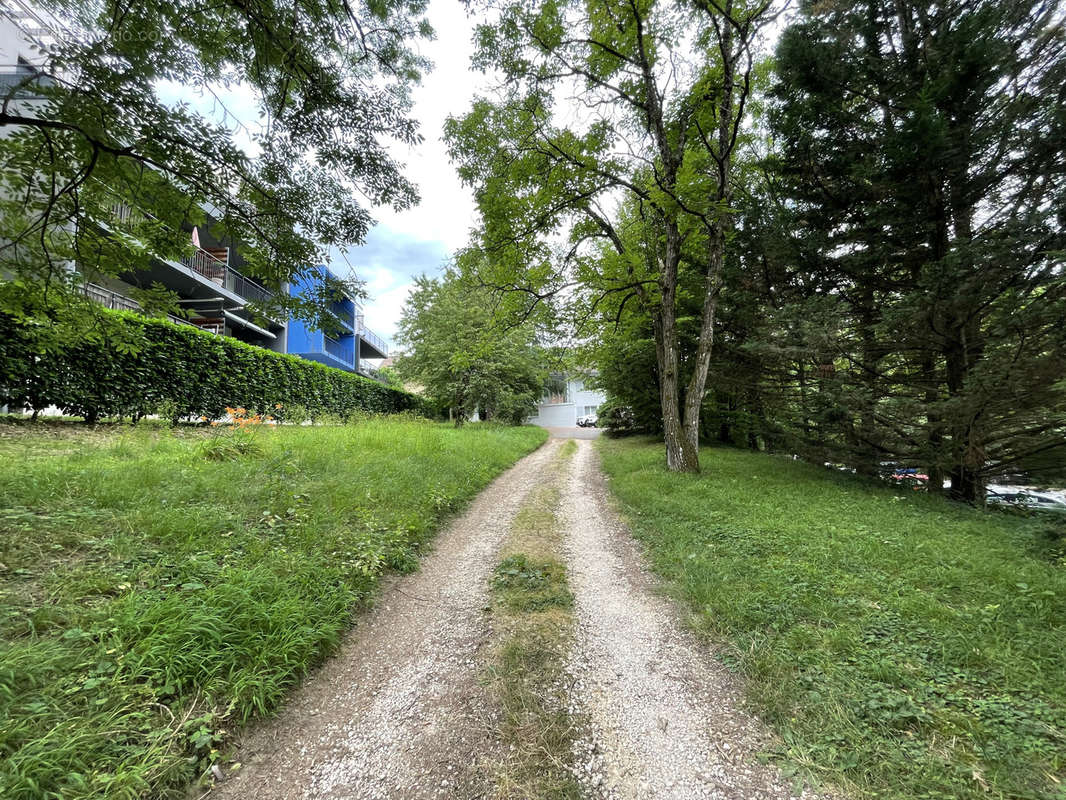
left=527, top=373, right=605, bottom=428
left=286, top=268, right=388, bottom=377
left=1, top=8, right=388, bottom=374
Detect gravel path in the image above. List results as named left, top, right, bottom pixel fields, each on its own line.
left=561, top=440, right=836, bottom=800
left=209, top=436, right=839, bottom=800
left=211, top=438, right=563, bottom=800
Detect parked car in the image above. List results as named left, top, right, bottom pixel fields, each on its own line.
left=887, top=469, right=928, bottom=490
left=577, top=414, right=598, bottom=428
left=986, top=488, right=1066, bottom=514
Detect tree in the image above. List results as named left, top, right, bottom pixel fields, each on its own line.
left=446, top=0, right=776, bottom=472
left=0, top=0, right=430, bottom=331
left=765, top=0, right=1066, bottom=501
left=396, top=268, right=544, bottom=426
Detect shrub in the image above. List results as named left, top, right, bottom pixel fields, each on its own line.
left=0, top=310, right=425, bottom=422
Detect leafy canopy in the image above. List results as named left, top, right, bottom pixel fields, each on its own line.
left=396, top=267, right=545, bottom=425
left=0, top=0, right=431, bottom=329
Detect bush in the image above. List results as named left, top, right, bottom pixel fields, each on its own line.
left=0, top=310, right=424, bottom=422
left=598, top=397, right=641, bottom=437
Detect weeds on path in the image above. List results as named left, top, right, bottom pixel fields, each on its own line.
left=485, top=440, right=580, bottom=799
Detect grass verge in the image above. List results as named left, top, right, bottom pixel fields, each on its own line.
left=596, top=437, right=1066, bottom=800
left=0, top=418, right=546, bottom=800
left=486, top=442, right=579, bottom=799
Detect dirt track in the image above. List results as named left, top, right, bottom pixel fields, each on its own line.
left=210, top=438, right=837, bottom=800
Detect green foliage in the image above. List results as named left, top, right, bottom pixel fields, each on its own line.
left=198, top=430, right=263, bottom=462
left=397, top=268, right=544, bottom=425
left=0, top=419, right=547, bottom=799
left=447, top=0, right=774, bottom=471
left=598, top=437, right=1066, bottom=799
left=744, top=0, right=1066, bottom=496
left=0, top=0, right=429, bottom=328
left=492, top=554, right=573, bottom=612
left=0, top=308, right=423, bottom=422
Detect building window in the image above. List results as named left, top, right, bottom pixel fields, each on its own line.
left=582, top=405, right=599, bottom=417
left=542, top=374, right=569, bottom=404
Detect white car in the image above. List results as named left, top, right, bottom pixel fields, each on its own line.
left=577, top=414, right=597, bottom=428
left=986, top=488, right=1066, bottom=514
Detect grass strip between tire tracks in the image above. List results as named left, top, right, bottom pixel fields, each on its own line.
left=486, top=438, right=581, bottom=799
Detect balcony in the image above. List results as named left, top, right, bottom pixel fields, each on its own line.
left=329, top=298, right=356, bottom=333
left=358, top=321, right=388, bottom=359
left=323, top=335, right=355, bottom=365
left=225, top=268, right=273, bottom=306
left=83, top=282, right=142, bottom=314
left=180, top=248, right=227, bottom=283
left=80, top=282, right=218, bottom=334
left=177, top=247, right=274, bottom=307
left=287, top=328, right=355, bottom=371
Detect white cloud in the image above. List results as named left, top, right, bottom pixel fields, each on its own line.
left=349, top=1, right=487, bottom=348
left=363, top=280, right=416, bottom=346
left=371, top=0, right=483, bottom=251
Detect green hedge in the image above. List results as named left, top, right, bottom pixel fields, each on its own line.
left=0, top=310, right=424, bottom=422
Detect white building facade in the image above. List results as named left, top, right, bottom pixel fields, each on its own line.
left=527, top=375, right=606, bottom=428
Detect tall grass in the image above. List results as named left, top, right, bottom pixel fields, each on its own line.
left=598, top=437, right=1066, bottom=800
left=0, top=418, right=546, bottom=799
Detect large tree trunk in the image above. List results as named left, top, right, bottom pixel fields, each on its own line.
left=678, top=18, right=735, bottom=469
left=656, top=225, right=700, bottom=473
left=681, top=228, right=724, bottom=461
left=854, top=292, right=884, bottom=477
left=944, top=183, right=984, bottom=504
left=453, top=377, right=468, bottom=429
left=944, top=317, right=985, bottom=503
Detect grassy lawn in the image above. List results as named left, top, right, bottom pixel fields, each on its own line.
left=597, top=437, right=1066, bottom=800
left=0, top=418, right=546, bottom=800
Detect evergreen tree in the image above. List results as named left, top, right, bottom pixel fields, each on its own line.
left=766, top=0, right=1066, bottom=501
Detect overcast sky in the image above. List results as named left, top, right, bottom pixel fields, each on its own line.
left=340, top=0, right=484, bottom=349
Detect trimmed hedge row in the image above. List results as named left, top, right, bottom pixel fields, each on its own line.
left=0, top=310, right=424, bottom=422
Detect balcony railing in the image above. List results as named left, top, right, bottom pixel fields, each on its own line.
left=80, top=282, right=218, bottom=334
left=329, top=300, right=355, bottom=331
left=176, top=248, right=274, bottom=308
left=109, top=202, right=145, bottom=226
left=359, top=324, right=388, bottom=357
left=323, top=335, right=354, bottom=365
left=83, top=282, right=142, bottom=313
left=179, top=248, right=227, bottom=283
left=225, top=268, right=273, bottom=306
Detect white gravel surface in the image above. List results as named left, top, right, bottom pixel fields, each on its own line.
left=561, top=440, right=837, bottom=800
